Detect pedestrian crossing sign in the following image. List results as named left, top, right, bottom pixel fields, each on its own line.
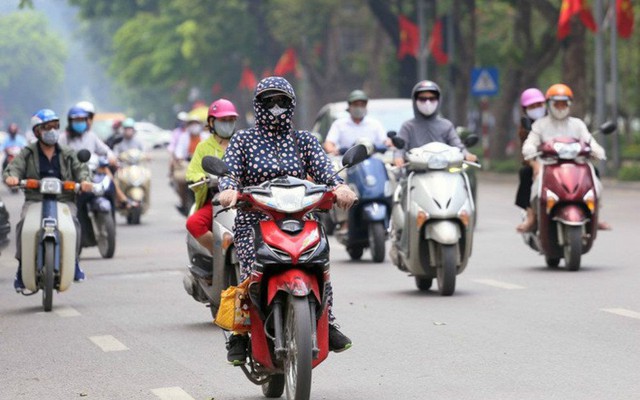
left=471, top=67, right=499, bottom=97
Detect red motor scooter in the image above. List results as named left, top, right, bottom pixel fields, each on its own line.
left=522, top=123, right=615, bottom=270
left=202, top=145, right=367, bottom=400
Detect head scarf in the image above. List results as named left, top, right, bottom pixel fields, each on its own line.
left=253, top=76, right=296, bottom=135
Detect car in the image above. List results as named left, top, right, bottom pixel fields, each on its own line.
left=311, top=98, right=414, bottom=142
left=134, top=121, right=172, bottom=150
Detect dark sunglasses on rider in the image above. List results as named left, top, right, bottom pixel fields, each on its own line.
left=259, top=93, right=292, bottom=109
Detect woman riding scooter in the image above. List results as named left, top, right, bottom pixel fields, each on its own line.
left=185, top=99, right=239, bottom=254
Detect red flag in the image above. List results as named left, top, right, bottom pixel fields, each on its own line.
left=617, top=0, right=634, bottom=38
left=397, top=15, right=419, bottom=59
left=238, top=66, right=257, bottom=90
left=429, top=18, right=449, bottom=65
left=274, top=48, right=297, bottom=76
left=557, top=0, right=598, bottom=39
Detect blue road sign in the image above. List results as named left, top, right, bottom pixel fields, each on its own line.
left=471, top=67, right=499, bottom=97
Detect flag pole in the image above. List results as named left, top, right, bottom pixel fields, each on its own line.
left=594, top=0, right=607, bottom=175
left=609, top=0, right=620, bottom=171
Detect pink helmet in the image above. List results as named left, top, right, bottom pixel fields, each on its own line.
left=208, top=98, right=239, bottom=119
left=520, top=88, right=545, bottom=108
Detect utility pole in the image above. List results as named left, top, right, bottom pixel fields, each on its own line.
left=609, top=0, right=620, bottom=171
left=417, top=0, right=427, bottom=81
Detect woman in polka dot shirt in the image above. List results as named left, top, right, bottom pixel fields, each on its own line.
left=219, top=76, right=357, bottom=363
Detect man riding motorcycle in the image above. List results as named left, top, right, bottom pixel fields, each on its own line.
left=2, top=123, right=27, bottom=172
left=3, top=109, right=93, bottom=292
left=113, top=118, right=145, bottom=156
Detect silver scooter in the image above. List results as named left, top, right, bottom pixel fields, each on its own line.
left=389, top=140, right=480, bottom=296
left=182, top=171, right=240, bottom=319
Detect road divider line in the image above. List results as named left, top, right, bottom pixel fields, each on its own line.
left=601, top=308, right=640, bottom=320
left=54, top=307, right=81, bottom=317
left=89, top=335, right=129, bottom=352
left=151, top=387, right=196, bottom=400
left=473, top=279, right=525, bottom=290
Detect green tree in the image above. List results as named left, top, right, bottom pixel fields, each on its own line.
left=0, top=11, right=67, bottom=123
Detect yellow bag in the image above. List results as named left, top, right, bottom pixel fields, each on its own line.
left=215, top=280, right=251, bottom=332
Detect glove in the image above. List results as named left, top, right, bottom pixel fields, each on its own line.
left=219, top=189, right=239, bottom=207
left=334, top=184, right=357, bottom=210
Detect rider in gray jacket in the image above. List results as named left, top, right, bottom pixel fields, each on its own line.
left=394, top=80, right=477, bottom=166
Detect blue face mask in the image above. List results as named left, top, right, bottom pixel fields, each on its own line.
left=71, top=121, right=88, bottom=134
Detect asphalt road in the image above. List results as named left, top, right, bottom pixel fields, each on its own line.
left=1, top=150, right=639, bottom=400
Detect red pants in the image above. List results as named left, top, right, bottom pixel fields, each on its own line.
left=186, top=202, right=212, bottom=238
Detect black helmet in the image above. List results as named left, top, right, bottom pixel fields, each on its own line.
left=412, top=80, right=441, bottom=100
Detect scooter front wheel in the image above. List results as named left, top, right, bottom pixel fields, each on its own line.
left=262, top=374, right=285, bottom=398
left=564, top=225, right=582, bottom=271
left=42, top=241, right=55, bottom=312
left=368, top=222, right=386, bottom=263
left=283, top=295, right=313, bottom=400
left=96, top=213, right=116, bottom=258
left=436, top=244, right=457, bottom=296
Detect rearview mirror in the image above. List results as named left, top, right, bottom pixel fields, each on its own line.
left=202, top=156, right=229, bottom=176
left=391, top=136, right=405, bottom=149
left=463, top=134, right=480, bottom=148
left=341, top=144, right=368, bottom=168
left=599, top=121, right=617, bottom=135
left=77, top=149, right=91, bottom=163
left=387, top=130, right=397, bottom=138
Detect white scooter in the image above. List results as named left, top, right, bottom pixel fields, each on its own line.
left=19, top=149, right=91, bottom=311
left=389, top=138, right=480, bottom=296
left=182, top=169, right=240, bottom=319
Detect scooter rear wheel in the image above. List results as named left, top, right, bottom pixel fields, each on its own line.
left=42, top=241, right=55, bottom=312
left=262, top=374, right=285, bottom=398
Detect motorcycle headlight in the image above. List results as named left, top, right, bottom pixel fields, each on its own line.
left=253, top=186, right=320, bottom=213
left=553, top=142, right=581, bottom=160
left=427, top=154, right=448, bottom=170
left=40, top=178, right=62, bottom=195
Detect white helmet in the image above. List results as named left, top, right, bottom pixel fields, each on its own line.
left=75, top=101, right=96, bottom=116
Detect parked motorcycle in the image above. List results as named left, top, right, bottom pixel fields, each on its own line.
left=79, top=158, right=116, bottom=258
left=17, top=149, right=91, bottom=311
left=389, top=138, right=480, bottom=296
left=521, top=122, right=616, bottom=270
left=182, top=173, right=240, bottom=319
left=115, top=148, right=151, bottom=224
left=202, top=145, right=367, bottom=400
left=334, top=138, right=400, bottom=262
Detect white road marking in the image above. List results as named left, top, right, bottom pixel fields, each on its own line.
left=89, top=335, right=129, bottom=352
left=473, top=279, right=525, bottom=290
left=151, top=387, right=196, bottom=400
left=54, top=306, right=81, bottom=317
left=601, top=308, right=640, bottom=320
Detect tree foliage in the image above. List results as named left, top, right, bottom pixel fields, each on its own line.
left=0, top=11, right=66, bottom=123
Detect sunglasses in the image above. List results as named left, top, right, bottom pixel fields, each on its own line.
left=416, top=96, right=438, bottom=103
left=259, top=94, right=292, bottom=109
left=41, top=121, right=60, bottom=131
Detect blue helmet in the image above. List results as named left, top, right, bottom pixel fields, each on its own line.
left=68, top=106, right=89, bottom=120
left=31, top=109, right=59, bottom=131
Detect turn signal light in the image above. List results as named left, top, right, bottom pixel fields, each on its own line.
left=545, top=189, right=559, bottom=214
left=583, top=190, right=596, bottom=213
left=63, top=181, right=76, bottom=191
left=222, top=232, right=233, bottom=250
left=24, top=179, right=40, bottom=190
left=458, top=210, right=470, bottom=227
left=416, top=210, right=429, bottom=229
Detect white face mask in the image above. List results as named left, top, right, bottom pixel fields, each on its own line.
left=214, top=120, right=235, bottom=139
left=40, top=129, right=60, bottom=145
left=549, top=103, right=570, bottom=120
left=349, top=106, right=367, bottom=120
left=526, top=106, right=546, bottom=121
left=417, top=100, right=438, bottom=116
left=269, top=105, right=287, bottom=117
left=188, top=124, right=202, bottom=135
